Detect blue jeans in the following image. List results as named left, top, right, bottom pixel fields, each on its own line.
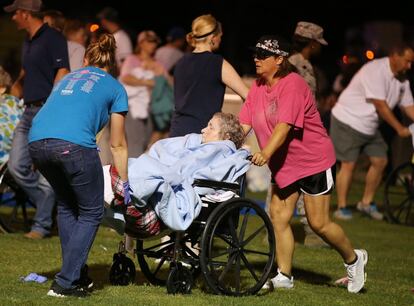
left=8, top=106, right=55, bottom=236
left=29, top=139, right=104, bottom=289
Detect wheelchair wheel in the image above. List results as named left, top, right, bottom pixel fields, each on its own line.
left=200, top=198, right=275, bottom=296
left=0, top=164, right=34, bottom=233
left=384, top=162, right=414, bottom=226
left=166, top=263, right=193, bottom=294
left=109, top=252, right=136, bottom=286
left=136, top=234, right=176, bottom=286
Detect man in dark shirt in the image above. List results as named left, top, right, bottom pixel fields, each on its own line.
left=4, top=0, right=70, bottom=239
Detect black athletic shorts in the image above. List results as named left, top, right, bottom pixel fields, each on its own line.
left=273, top=164, right=336, bottom=199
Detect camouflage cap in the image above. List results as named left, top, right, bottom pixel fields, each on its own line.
left=294, top=21, right=328, bottom=45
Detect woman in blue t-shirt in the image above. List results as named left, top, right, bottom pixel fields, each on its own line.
left=28, top=33, right=129, bottom=298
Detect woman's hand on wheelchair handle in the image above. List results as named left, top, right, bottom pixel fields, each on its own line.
left=251, top=151, right=269, bottom=166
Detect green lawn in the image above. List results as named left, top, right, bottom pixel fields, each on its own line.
left=0, top=177, right=413, bottom=305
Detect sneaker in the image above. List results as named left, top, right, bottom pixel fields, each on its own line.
left=47, top=280, right=89, bottom=298
left=357, top=202, right=383, bottom=220
left=344, top=249, right=368, bottom=293
left=333, top=208, right=353, bottom=220
left=262, top=269, right=294, bottom=290
left=77, top=265, right=93, bottom=290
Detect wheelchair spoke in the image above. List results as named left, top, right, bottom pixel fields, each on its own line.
left=395, top=197, right=410, bottom=220
left=241, top=224, right=266, bottom=247
left=243, top=248, right=272, bottom=257
left=227, top=217, right=240, bottom=245
left=208, top=260, right=229, bottom=268
left=240, top=252, right=259, bottom=282
left=388, top=190, right=407, bottom=196
left=235, top=252, right=241, bottom=293
left=404, top=200, right=412, bottom=225
left=238, top=209, right=250, bottom=242
left=210, top=249, right=232, bottom=260
left=218, top=252, right=238, bottom=283
left=215, top=233, right=237, bottom=247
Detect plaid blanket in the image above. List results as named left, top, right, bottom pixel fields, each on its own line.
left=110, top=165, right=163, bottom=238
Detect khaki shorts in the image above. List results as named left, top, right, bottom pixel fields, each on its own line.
left=330, top=115, right=387, bottom=161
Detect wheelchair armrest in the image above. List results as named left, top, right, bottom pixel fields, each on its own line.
left=192, top=179, right=240, bottom=192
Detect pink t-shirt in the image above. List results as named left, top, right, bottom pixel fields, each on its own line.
left=239, top=73, right=336, bottom=188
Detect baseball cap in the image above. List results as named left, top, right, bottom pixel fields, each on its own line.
left=137, top=30, right=161, bottom=44
left=294, top=21, right=328, bottom=45
left=253, top=35, right=291, bottom=59
left=3, top=0, right=42, bottom=13
left=166, top=26, right=186, bottom=42
left=97, top=7, right=119, bottom=23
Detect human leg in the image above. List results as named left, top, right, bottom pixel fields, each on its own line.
left=268, top=185, right=299, bottom=276
left=55, top=145, right=104, bottom=289
left=304, top=194, right=355, bottom=261
left=334, top=161, right=356, bottom=219
left=31, top=139, right=103, bottom=289
left=361, top=156, right=387, bottom=205
left=304, top=194, right=367, bottom=293
left=357, top=134, right=388, bottom=220
left=8, top=108, right=55, bottom=236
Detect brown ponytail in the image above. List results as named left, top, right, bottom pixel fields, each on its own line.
left=85, top=33, right=117, bottom=75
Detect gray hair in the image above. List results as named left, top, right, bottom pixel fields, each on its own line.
left=213, top=112, right=245, bottom=149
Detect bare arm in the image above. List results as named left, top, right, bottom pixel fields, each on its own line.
left=54, top=67, right=70, bottom=84
left=110, top=112, right=129, bottom=181
left=371, top=99, right=410, bottom=137
left=402, top=104, right=414, bottom=123
left=222, top=59, right=249, bottom=100
left=251, top=122, right=292, bottom=166
left=241, top=124, right=252, bottom=136
left=11, top=69, right=25, bottom=99
left=120, top=74, right=155, bottom=88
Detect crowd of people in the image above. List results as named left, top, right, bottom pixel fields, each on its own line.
left=1, top=0, right=414, bottom=299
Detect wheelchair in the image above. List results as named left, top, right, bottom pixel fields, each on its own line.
left=109, top=175, right=276, bottom=296
left=0, top=162, right=35, bottom=233
left=383, top=155, right=414, bottom=226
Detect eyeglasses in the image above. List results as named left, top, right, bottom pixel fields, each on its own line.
left=253, top=50, right=274, bottom=60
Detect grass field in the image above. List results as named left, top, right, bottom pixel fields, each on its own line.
left=0, top=174, right=413, bottom=305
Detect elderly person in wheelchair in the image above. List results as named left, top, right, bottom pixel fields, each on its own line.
left=106, top=112, right=275, bottom=296
left=105, top=111, right=249, bottom=234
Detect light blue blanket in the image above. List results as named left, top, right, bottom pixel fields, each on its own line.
left=128, top=134, right=250, bottom=231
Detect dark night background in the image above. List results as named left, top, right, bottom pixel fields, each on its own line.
left=1, top=0, right=413, bottom=88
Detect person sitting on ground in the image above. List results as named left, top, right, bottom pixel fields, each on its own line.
left=0, top=66, right=23, bottom=164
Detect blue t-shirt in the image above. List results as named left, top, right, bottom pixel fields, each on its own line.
left=29, top=66, right=128, bottom=148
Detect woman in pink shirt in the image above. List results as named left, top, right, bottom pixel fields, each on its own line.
left=239, top=35, right=367, bottom=293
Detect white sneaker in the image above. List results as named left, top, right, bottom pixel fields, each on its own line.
left=262, top=268, right=294, bottom=290
left=344, top=249, right=368, bottom=293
